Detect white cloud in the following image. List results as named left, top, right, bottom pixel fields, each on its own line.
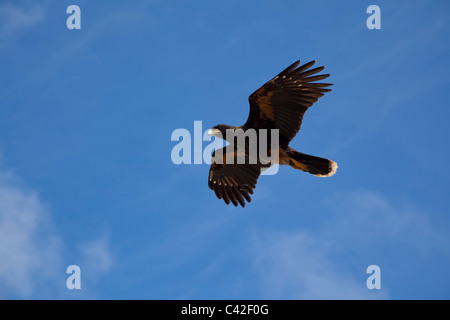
left=250, top=189, right=449, bottom=299
left=0, top=161, right=114, bottom=298
left=321, top=190, right=446, bottom=256
left=0, top=2, right=45, bottom=38
left=0, top=167, right=62, bottom=298
left=78, top=234, right=114, bottom=276
left=252, top=230, right=383, bottom=299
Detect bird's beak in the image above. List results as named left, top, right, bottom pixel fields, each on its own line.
left=207, top=129, right=221, bottom=137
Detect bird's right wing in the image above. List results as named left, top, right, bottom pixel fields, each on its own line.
left=208, top=147, right=263, bottom=207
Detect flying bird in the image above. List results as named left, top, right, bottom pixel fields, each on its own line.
left=207, top=60, right=337, bottom=207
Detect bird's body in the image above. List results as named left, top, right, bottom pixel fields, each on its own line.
left=208, top=60, right=337, bottom=207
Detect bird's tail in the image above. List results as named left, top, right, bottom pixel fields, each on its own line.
left=287, top=148, right=337, bottom=177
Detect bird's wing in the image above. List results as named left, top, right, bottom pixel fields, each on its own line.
left=246, top=60, right=332, bottom=143
left=208, top=146, right=263, bottom=207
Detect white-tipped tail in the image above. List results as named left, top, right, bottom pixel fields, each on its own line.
left=315, top=160, right=338, bottom=177
left=287, top=149, right=338, bottom=177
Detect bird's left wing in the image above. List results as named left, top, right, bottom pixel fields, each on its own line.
left=208, top=147, right=263, bottom=207
left=246, top=60, right=332, bottom=143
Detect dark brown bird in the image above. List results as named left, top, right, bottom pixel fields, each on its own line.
left=207, top=60, right=337, bottom=207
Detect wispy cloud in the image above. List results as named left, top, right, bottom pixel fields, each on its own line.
left=0, top=165, right=62, bottom=298
left=0, top=159, right=114, bottom=299
left=78, top=234, right=114, bottom=277
left=250, top=189, right=450, bottom=299
left=0, top=2, right=45, bottom=38
left=252, top=230, right=380, bottom=299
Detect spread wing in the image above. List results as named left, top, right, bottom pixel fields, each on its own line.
left=246, top=60, right=333, bottom=143
left=208, top=146, right=265, bottom=207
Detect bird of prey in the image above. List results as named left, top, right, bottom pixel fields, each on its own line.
left=207, top=60, right=337, bottom=207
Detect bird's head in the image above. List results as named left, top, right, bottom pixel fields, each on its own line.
left=207, top=124, right=237, bottom=140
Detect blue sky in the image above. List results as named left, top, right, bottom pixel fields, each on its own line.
left=0, top=0, right=449, bottom=299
